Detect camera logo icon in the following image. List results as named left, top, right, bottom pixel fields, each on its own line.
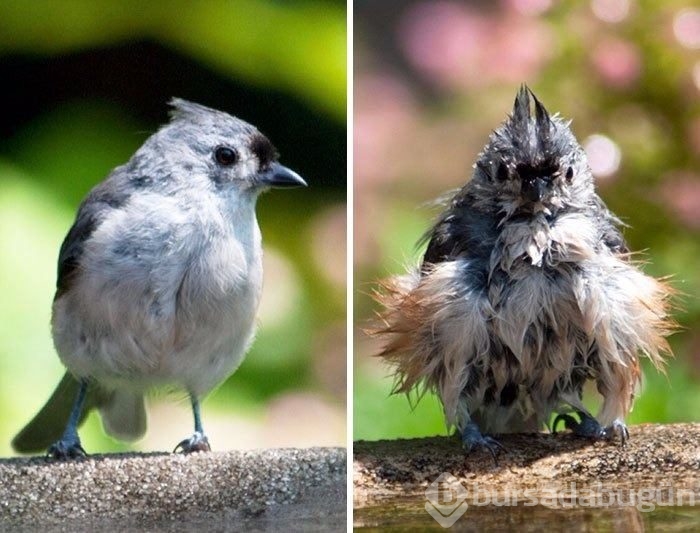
left=425, top=473, right=469, bottom=527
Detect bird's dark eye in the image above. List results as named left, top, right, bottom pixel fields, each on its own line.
left=214, top=146, right=238, bottom=166
left=496, top=162, right=509, bottom=181
left=565, top=167, right=574, bottom=181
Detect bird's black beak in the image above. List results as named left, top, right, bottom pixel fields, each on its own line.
left=522, top=176, right=547, bottom=203
left=259, top=163, right=307, bottom=188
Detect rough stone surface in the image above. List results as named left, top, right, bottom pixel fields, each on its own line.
left=354, top=423, right=700, bottom=508
left=0, top=447, right=346, bottom=531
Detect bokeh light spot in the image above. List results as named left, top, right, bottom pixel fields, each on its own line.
left=591, top=0, right=632, bottom=24
left=591, top=38, right=641, bottom=88
left=673, top=8, right=700, bottom=49
left=584, top=134, right=621, bottom=178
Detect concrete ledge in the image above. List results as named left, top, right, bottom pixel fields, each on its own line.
left=354, top=424, right=700, bottom=507
left=1, top=447, right=346, bottom=530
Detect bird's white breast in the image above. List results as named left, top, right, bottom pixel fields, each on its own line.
left=52, top=188, right=263, bottom=396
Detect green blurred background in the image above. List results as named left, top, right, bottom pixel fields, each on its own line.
left=354, top=0, right=700, bottom=440
left=0, top=0, right=346, bottom=455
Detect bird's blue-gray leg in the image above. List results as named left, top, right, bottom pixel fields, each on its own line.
left=552, top=411, right=629, bottom=444
left=461, top=422, right=506, bottom=463
left=48, top=379, right=88, bottom=459
left=174, top=394, right=211, bottom=453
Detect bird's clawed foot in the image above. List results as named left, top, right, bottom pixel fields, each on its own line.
left=174, top=431, right=211, bottom=453
left=47, top=437, right=86, bottom=460
left=552, top=412, right=629, bottom=444
left=461, top=422, right=506, bottom=464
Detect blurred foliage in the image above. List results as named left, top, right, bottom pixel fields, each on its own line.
left=354, top=0, right=700, bottom=440
left=0, top=0, right=346, bottom=455
left=0, top=0, right=345, bottom=121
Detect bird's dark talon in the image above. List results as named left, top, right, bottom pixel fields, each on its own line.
left=481, top=436, right=507, bottom=463
left=602, top=419, right=629, bottom=444
left=47, top=438, right=86, bottom=460
left=174, top=431, right=211, bottom=453
left=461, top=423, right=505, bottom=464
left=554, top=412, right=628, bottom=444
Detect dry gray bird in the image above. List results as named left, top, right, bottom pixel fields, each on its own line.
left=12, top=99, right=306, bottom=458
left=375, top=86, right=674, bottom=459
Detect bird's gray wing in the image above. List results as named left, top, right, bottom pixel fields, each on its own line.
left=55, top=168, right=133, bottom=299
left=421, top=194, right=499, bottom=269
left=591, top=195, right=630, bottom=256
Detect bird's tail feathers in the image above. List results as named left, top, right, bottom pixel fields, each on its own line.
left=99, top=390, right=147, bottom=442
left=12, top=373, right=147, bottom=453
left=11, top=373, right=105, bottom=453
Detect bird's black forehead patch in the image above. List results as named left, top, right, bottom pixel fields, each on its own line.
left=249, top=133, right=278, bottom=167
left=515, top=159, right=560, bottom=181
